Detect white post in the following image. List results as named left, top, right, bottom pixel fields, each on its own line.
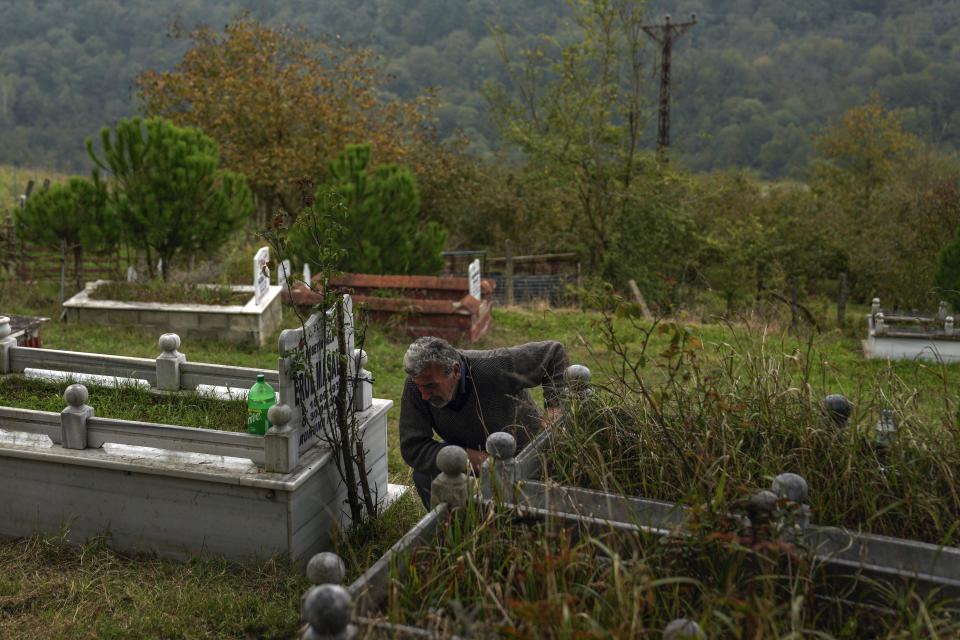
left=353, top=349, right=372, bottom=411
left=155, top=333, right=186, bottom=391
left=253, top=246, right=270, bottom=306
left=61, top=384, right=94, bottom=450
left=264, top=404, right=298, bottom=473
left=0, top=316, right=15, bottom=374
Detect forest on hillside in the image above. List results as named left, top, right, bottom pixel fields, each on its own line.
left=1, top=0, right=958, bottom=180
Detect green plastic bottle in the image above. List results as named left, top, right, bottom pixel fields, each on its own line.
left=247, top=374, right=277, bottom=435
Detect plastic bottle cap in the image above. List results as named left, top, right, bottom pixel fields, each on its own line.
left=257, top=374, right=265, bottom=382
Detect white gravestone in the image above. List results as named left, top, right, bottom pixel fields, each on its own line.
left=277, top=259, right=291, bottom=291
left=254, top=246, right=270, bottom=306
left=302, top=263, right=312, bottom=287
left=278, top=295, right=356, bottom=453
left=468, top=258, right=481, bottom=301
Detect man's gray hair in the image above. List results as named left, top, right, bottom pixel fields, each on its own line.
left=403, top=336, right=460, bottom=377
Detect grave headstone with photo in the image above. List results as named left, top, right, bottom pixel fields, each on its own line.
left=277, top=295, right=355, bottom=454
left=254, top=246, right=270, bottom=306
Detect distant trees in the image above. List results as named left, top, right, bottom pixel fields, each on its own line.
left=14, top=175, right=119, bottom=289
left=87, top=116, right=253, bottom=279
left=286, top=144, right=448, bottom=276
left=136, top=13, right=441, bottom=220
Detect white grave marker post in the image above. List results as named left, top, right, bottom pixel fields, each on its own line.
left=254, top=246, right=270, bottom=306
left=278, top=259, right=291, bottom=291
left=468, top=258, right=482, bottom=301
left=277, top=295, right=355, bottom=453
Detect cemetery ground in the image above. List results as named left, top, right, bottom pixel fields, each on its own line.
left=1, top=280, right=960, bottom=638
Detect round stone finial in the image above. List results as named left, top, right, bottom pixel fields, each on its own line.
left=565, top=364, right=592, bottom=383
left=746, top=490, right=779, bottom=523
left=354, top=348, right=368, bottom=369
left=306, top=552, right=346, bottom=586
left=486, top=431, right=517, bottom=460
left=267, top=403, right=291, bottom=427
left=303, top=584, right=352, bottom=635
left=823, top=394, right=853, bottom=426
left=436, top=445, right=468, bottom=475
left=64, top=383, right=89, bottom=407
left=158, top=333, right=181, bottom=353
left=772, top=473, right=809, bottom=504
left=0, top=316, right=10, bottom=340
left=663, top=617, right=705, bottom=640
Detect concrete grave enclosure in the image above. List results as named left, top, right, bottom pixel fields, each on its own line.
left=0, top=297, right=391, bottom=565
left=865, top=298, right=960, bottom=363
left=62, top=247, right=283, bottom=346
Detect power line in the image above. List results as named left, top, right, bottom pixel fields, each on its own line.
left=643, top=13, right=697, bottom=160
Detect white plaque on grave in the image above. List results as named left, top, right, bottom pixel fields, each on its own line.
left=253, top=246, right=270, bottom=306
left=278, top=295, right=355, bottom=452
left=468, top=258, right=482, bottom=301
left=277, top=259, right=291, bottom=290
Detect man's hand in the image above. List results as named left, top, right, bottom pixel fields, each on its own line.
left=465, top=447, right=489, bottom=475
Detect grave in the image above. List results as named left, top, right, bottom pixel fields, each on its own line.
left=62, top=247, right=282, bottom=346
left=864, top=298, right=960, bottom=362
left=285, top=270, right=496, bottom=342
left=0, top=302, right=390, bottom=565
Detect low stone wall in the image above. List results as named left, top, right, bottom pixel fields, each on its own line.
left=62, top=280, right=283, bottom=346
left=286, top=273, right=496, bottom=342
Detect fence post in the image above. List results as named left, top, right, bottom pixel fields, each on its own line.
left=353, top=349, right=372, bottom=411
left=505, top=239, right=515, bottom=306
left=431, top=445, right=469, bottom=508
left=836, top=272, right=847, bottom=326
left=61, top=384, right=94, bottom=449
left=264, top=404, right=297, bottom=473
left=481, top=431, right=517, bottom=501
left=156, top=333, right=186, bottom=391
left=0, top=316, right=15, bottom=373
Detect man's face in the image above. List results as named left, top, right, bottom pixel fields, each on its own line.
left=411, top=361, right=460, bottom=408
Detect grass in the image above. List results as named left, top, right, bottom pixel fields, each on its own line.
left=383, top=494, right=960, bottom=638
left=1, top=280, right=960, bottom=637
left=89, top=280, right=252, bottom=306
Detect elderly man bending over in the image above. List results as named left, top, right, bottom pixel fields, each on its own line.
left=399, top=335, right=569, bottom=508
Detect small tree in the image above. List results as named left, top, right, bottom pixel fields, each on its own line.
left=87, top=116, right=253, bottom=279
left=14, top=176, right=119, bottom=289
left=287, top=144, right=448, bottom=275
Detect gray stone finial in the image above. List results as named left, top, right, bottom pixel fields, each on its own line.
left=306, top=552, right=346, bottom=586
left=437, top=445, right=468, bottom=475
left=871, top=298, right=880, bottom=316
left=303, top=584, right=352, bottom=636
left=771, top=473, right=808, bottom=504
left=486, top=431, right=517, bottom=460
left=267, top=403, right=292, bottom=428
left=0, top=316, right=10, bottom=340
left=432, top=445, right=469, bottom=508
left=946, top=316, right=955, bottom=336
left=746, top=490, right=779, bottom=524
left=61, top=384, right=94, bottom=449
left=875, top=312, right=885, bottom=333
left=823, top=394, right=853, bottom=427
left=565, top=364, right=592, bottom=383
left=938, top=301, right=948, bottom=322
left=64, top=383, right=89, bottom=407
left=158, top=333, right=181, bottom=355
left=663, top=617, right=705, bottom=640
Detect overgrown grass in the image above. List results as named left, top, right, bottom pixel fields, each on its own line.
left=90, top=280, right=251, bottom=305
left=384, top=495, right=960, bottom=638
left=0, top=375, right=247, bottom=431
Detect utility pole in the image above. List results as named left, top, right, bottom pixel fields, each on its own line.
left=643, top=13, right=696, bottom=161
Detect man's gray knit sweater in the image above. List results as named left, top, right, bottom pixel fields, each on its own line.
left=399, top=340, right=569, bottom=476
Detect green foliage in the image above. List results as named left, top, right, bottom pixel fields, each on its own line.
left=87, top=116, right=253, bottom=279
left=935, top=221, right=960, bottom=311
left=14, top=175, right=117, bottom=253
left=289, top=144, right=448, bottom=275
